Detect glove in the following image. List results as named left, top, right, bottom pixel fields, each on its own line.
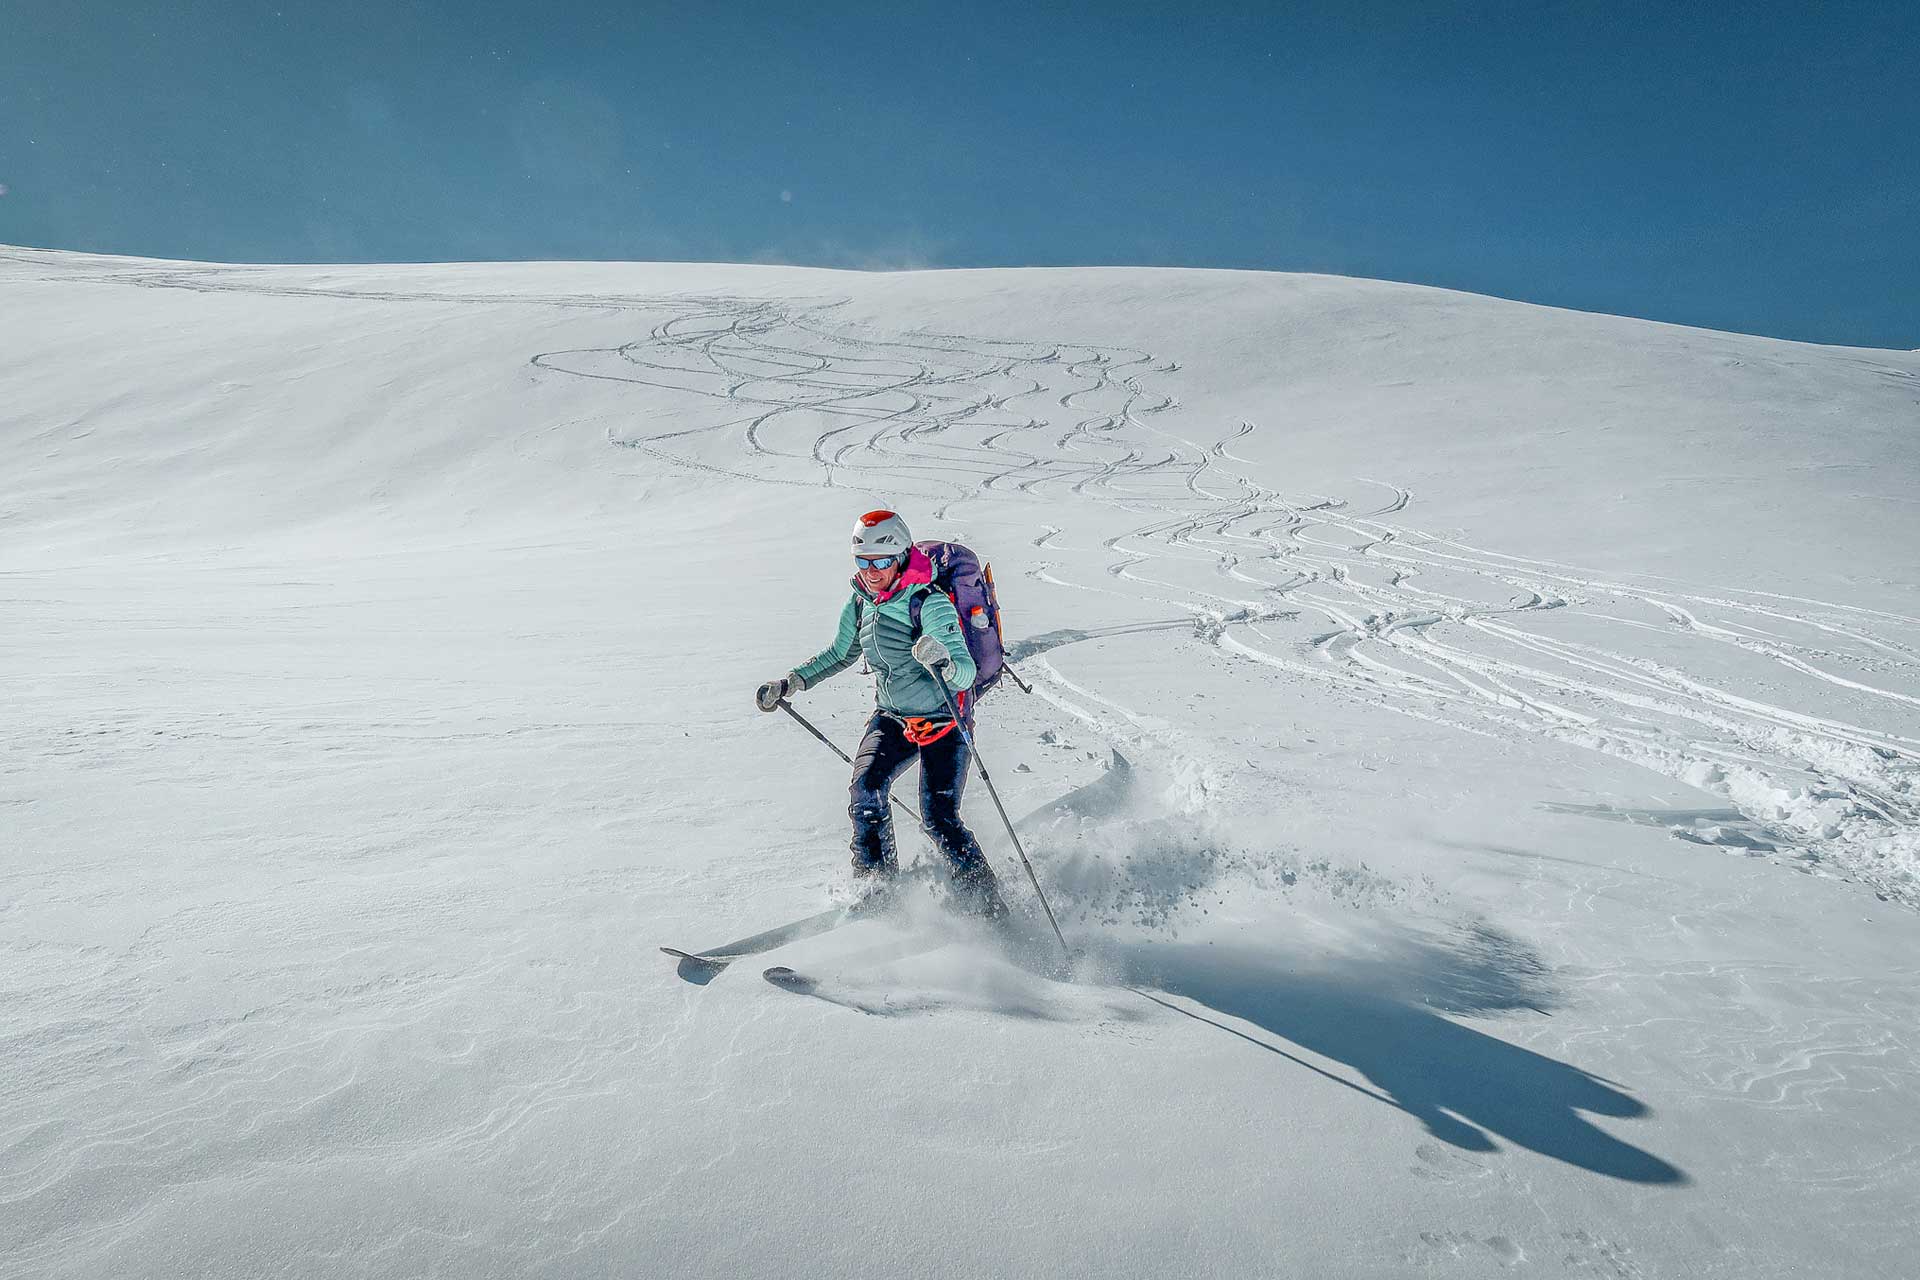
left=911, top=633, right=954, bottom=678
left=756, top=671, right=805, bottom=712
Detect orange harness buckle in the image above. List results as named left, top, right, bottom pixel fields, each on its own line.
left=902, top=715, right=956, bottom=746
left=901, top=690, right=967, bottom=746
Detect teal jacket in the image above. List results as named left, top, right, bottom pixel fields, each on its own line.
left=793, top=562, right=976, bottom=718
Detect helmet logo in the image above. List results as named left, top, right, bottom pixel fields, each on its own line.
left=858, top=509, right=896, bottom=527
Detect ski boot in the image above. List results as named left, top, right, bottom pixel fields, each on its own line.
left=835, top=857, right=899, bottom=916
left=948, top=863, right=1009, bottom=922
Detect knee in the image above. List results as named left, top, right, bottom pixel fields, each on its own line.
left=921, top=799, right=965, bottom=839
left=920, top=782, right=961, bottom=828
left=849, top=782, right=887, bottom=820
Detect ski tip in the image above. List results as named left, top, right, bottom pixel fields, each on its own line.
left=662, top=947, right=730, bottom=985
left=763, top=965, right=817, bottom=992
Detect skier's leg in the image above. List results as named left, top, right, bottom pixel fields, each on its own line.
left=848, top=713, right=915, bottom=876
left=918, top=729, right=1007, bottom=917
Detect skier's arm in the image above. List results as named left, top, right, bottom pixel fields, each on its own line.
left=791, top=597, right=862, bottom=689
left=914, top=592, right=977, bottom=690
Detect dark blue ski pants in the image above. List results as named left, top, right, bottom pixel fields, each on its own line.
left=848, top=710, right=991, bottom=879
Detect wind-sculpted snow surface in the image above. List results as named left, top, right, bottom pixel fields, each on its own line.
left=5, top=247, right=1920, bottom=1278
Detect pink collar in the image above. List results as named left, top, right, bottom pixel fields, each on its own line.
left=865, top=546, right=933, bottom=603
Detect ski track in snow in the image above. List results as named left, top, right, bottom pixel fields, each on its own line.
left=11, top=249, right=1915, bottom=902
left=518, top=291, right=1920, bottom=908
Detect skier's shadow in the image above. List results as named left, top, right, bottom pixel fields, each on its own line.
left=1115, top=937, right=1688, bottom=1186
left=1020, top=752, right=1683, bottom=1183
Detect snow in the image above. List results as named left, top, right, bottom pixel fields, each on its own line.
left=3, top=244, right=1918, bottom=1277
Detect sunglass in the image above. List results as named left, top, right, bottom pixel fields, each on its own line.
left=855, top=554, right=901, bottom=571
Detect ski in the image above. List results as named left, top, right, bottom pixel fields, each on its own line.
left=762, top=965, right=823, bottom=993
left=762, top=963, right=895, bottom=1013
left=756, top=908, right=1062, bottom=1008
left=662, top=897, right=892, bottom=984
left=761, top=933, right=958, bottom=1010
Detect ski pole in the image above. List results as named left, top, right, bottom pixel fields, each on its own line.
left=777, top=698, right=853, bottom=764
left=932, top=672, right=1071, bottom=959
left=776, top=698, right=926, bottom=835
left=1003, top=663, right=1034, bottom=695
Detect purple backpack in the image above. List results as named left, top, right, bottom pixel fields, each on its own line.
left=909, top=540, right=1007, bottom=704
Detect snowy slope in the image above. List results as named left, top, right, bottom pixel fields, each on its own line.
left=4, top=245, right=1918, bottom=1278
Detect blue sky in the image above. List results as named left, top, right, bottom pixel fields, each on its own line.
left=3, top=1, right=1915, bottom=347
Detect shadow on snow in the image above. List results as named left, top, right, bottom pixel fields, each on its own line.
left=1116, top=937, right=1688, bottom=1186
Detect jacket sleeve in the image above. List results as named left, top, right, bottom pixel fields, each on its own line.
left=915, top=591, right=977, bottom=690
left=792, top=597, right=862, bottom=687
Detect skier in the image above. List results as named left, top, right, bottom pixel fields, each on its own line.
left=756, top=510, right=1009, bottom=919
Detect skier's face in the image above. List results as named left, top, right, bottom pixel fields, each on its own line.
left=856, top=555, right=903, bottom=593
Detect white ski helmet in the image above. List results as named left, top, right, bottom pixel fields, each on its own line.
left=851, top=509, right=913, bottom=560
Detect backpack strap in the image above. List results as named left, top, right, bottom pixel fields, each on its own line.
left=909, top=544, right=947, bottom=636
left=859, top=588, right=928, bottom=634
